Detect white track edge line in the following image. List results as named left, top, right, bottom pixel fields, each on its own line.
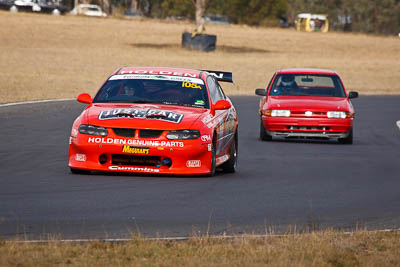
left=7, top=228, right=400, bottom=243
left=0, top=98, right=74, bottom=108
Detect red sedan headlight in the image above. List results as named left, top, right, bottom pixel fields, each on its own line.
left=327, top=111, right=351, bottom=119
left=263, top=109, right=291, bottom=117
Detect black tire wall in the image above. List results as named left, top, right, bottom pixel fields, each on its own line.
left=182, top=32, right=217, bottom=52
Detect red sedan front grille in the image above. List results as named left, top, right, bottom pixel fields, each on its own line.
left=290, top=111, right=326, bottom=118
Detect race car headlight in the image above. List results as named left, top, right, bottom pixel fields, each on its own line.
left=166, top=130, right=200, bottom=140
left=327, top=111, right=348, bottom=119
left=78, top=124, right=108, bottom=136
left=270, top=109, right=291, bottom=117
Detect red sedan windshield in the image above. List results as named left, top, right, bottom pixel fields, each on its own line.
left=270, top=74, right=346, bottom=97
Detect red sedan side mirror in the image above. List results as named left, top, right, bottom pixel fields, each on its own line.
left=214, top=99, right=231, bottom=110
left=348, top=91, right=359, bottom=99
left=77, top=93, right=92, bottom=104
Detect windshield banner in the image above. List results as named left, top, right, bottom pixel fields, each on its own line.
left=109, top=74, right=204, bottom=85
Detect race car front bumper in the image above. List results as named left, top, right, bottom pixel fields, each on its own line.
left=68, top=134, right=212, bottom=175
left=262, top=116, right=353, bottom=138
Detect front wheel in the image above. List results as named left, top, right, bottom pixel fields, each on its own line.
left=260, top=120, right=272, bottom=141
left=338, top=128, right=353, bottom=144
left=221, top=133, right=238, bottom=173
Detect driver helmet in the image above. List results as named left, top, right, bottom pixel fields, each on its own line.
left=123, top=85, right=135, bottom=96
left=123, top=80, right=143, bottom=96
left=281, top=75, right=296, bottom=87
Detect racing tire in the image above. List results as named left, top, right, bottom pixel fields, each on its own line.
left=338, top=128, right=353, bottom=144
left=207, top=137, right=217, bottom=177
left=70, top=168, right=91, bottom=175
left=221, top=132, right=238, bottom=173
left=182, top=32, right=217, bottom=52
left=260, top=121, right=272, bottom=141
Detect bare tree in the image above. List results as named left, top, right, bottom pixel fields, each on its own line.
left=131, top=0, right=138, bottom=10
left=192, top=0, right=206, bottom=33
left=102, top=0, right=110, bottom=14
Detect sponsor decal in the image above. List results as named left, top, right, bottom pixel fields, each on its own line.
left=201, top=114, right=213, bottom=124
left=208, top=144, right=212, bottom=151
left=98, top=108, right=184, bottom=124
left=202, top=114, right=223, bottom=129
left=195, top=100, right=205, bottom=105
left=186, top=160, right=201, bottom=168
left=75, top=154, right=86, bottom=162
left=182, top=82, right=201, bottom=89
left=88, top=137, right=184, bottom=148
left=210, top=72, right=224, bottom=79
left=110, top=74, right=204, bottom=84
left=201, top=135, right=211, bottom=142
left=122, top=145, right=149, bottom=154
left=108, top=166, right=160, bottom=173
left=216, top=154, right=229, bottom=165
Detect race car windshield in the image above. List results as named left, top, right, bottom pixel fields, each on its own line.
left=269, top=74, right=346, bottom=97
left=93, top=75, right=210, bottom=108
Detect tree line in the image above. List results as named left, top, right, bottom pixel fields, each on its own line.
left=66, top=0, right=400, bottom=35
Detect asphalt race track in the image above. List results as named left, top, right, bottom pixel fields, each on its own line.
left=1, top=96, right=399, bottom=239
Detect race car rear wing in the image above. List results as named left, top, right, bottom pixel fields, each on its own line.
left=203, top=70, right=234, bottom=84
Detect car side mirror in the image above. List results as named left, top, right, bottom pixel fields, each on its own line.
left=77, top=93, right=92, bottom=104
left=255, top=89, right=267, bottom=96
left=348, top=91, right=359, bottom=99
left=213, top=99, right=231, bottom=110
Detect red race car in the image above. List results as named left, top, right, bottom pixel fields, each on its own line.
left=68, top=67, right=238, bottom=176
left=255, top=68, right=358, bottom=144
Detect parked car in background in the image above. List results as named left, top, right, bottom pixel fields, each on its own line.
left=70, top=4, right=106, bottom=17
left=124, top=9, right=144, bottom=19
left=205, top=14, right=231, bottom=25
left=0, top=0, right=14, bottom=11
left=255, top=68, right=358, bottom=144
left=295, top=13, right=329, bottom=32
left=6, top=0, right=68, bottom=15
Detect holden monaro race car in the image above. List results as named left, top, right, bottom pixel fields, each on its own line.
left=255, top=68, right=358, bottom=144
left=69, top=67, right=238, bottom=176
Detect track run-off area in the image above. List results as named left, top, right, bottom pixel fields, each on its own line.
left=0, top=95, right=399, bottom=239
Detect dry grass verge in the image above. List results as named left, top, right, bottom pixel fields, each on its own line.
left=0, top=11, right=400, bottom=104
left=1, top=230, right=400, bottom=266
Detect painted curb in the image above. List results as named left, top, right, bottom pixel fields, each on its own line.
left=0, top=98, right=74, bottom=108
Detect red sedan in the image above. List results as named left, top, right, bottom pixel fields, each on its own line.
left=69, top=67, right=238, bottom=176
left=255, top=68, right=358, bottom=144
